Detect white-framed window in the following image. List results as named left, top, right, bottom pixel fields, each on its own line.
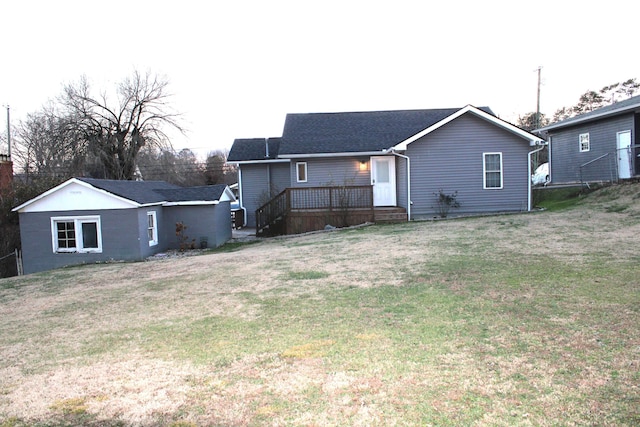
left=51, top=216, right=102, bottom=253
left=483, top=152, right=503, bottom=189
left=296, top=162, right=308, bottom=183
left=147, top=211, right=158, bottom=246
left=579, top=133, right=590, bottom=152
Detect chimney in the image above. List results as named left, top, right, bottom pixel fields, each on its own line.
left=0, top=155, right=13, bottom=194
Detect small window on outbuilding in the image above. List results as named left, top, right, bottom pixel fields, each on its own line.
left=51, top=216, right=102, bottom=253
left=147, top=211, right=158, bottom=246
left=579, top=133, right=590, bottom=152
left=296, top=162, right=308, bottom=183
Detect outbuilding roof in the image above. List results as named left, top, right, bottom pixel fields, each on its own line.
left=536, top=94, right=640, bottom=133
left=77, top=178, right=180, bottom=204
left=13, top=178, right=235, bottom=213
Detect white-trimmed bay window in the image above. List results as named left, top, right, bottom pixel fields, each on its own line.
left=51, top=216, right=102, bottom=253
left=147, top=211, right=158, bottom=246
left=483, top=152, right=503, bottom=189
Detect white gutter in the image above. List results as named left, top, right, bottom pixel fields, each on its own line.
left=528, top=144, right=546, bottom=211
left=280, top=151, right=386, bottom=159
left=384, top=149, right=411, bottom=221
left=228, top=159, right=290, bottom=165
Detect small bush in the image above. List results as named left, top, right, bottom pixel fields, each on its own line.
left=434, top=189, right=460, bottom=218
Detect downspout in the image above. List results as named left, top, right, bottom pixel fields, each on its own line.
left=237, top=167, right=247, bottom=227
left=389, top=150, right=411, bottom=221
left=528, top=143, right=546, bottom=211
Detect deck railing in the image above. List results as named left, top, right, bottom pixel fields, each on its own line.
left=256, top=185, right=373, bottom=235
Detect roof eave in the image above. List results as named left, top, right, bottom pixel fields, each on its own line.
left=280, top=150, right=390, bottom=159
left=536, top=102, right=640, bottom=133
left=228, top=159, right=291, bottom=164
left=392, top=105, right=544, bottom=150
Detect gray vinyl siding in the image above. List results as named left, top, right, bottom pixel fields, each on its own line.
left=19, top=204, right=232, bottom=275
left=19, top=209, right=144, bottom=275
left=162, top=203, right=231, bottom=249
left=548, top=114, right=635, bottom=183
left=407, top=114, right=531, bottom=217
left=396, top=156, right=408, bottom=210
left=240, top=163, right=291, bottom=227
left=290, top=157, right=371, bottom=187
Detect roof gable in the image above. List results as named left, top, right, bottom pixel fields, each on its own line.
left=393, top=105, right=544, bottom=150
left=13, top=178, right=235, bottom=213
left=13, top=179, right=141, bottom=213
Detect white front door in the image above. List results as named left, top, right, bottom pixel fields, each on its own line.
left=371, top=156, right=396, bottom=206
left=617, top=130, right=632, bottom=179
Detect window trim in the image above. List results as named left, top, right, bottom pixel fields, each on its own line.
left=147, top=211, right=158, bottom=246
left=51, top=215, right=103, bottom=253
left=296, top=162, right=308, bottom=183
left=579, top=133, right=590, bottom=152
left=483, top=152, right=503, bottom=190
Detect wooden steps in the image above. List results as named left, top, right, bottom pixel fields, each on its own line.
left=374, top=207, right=407, bottom=223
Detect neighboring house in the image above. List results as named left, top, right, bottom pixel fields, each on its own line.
left=536, top=95, right=640, bottom=185
left=228, top=105, right=545, bottom=233
left=12, top=178, right=235, bottom=274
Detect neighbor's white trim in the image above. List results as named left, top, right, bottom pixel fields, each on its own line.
left=13, top=178, right=139, bottom=212
left=393, top=105, right=545, bottom=151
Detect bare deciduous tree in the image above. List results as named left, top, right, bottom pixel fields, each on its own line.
left=60, top=71, right=183, bottom=180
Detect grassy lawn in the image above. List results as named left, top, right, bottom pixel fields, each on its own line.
left=1, top=183, right=639, bottom=426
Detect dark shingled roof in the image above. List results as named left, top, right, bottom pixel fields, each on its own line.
left=279, top=107, right=495, bottom=155
left=227, top=138, right=282, bottom=162
left=77, top=178, right=228, bottom=204
left=155, top=184, right=229, bottom=202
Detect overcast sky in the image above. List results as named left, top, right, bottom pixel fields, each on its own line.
left=1, top=0, right=638, bottom=158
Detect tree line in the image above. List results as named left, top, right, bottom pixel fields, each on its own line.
left=517, top=78, right=639, bottom=131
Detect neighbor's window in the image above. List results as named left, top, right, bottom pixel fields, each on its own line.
left=147, top=211, right=158, bottom=246
left=579, top=133, right=590, bottom=152
left=51, top=216, right=102, bottom=253
left=296, top=162, right=308, bottom=183
left=483, top=152, right=503, bottom=189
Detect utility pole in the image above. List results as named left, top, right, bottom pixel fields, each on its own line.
left=535, top=66, right=542, bottom=129
left=6, top=105, right=11, bottom=159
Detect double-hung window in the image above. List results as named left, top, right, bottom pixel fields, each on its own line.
left=296, top=162, right=308, bottom=183
left=147, top=211, right=158, bottom=246
left=579, top=133, right=590, bottom=152
left=483, top=152, right=503, bottom=189
left=51, top=216, right=102, bottom=253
